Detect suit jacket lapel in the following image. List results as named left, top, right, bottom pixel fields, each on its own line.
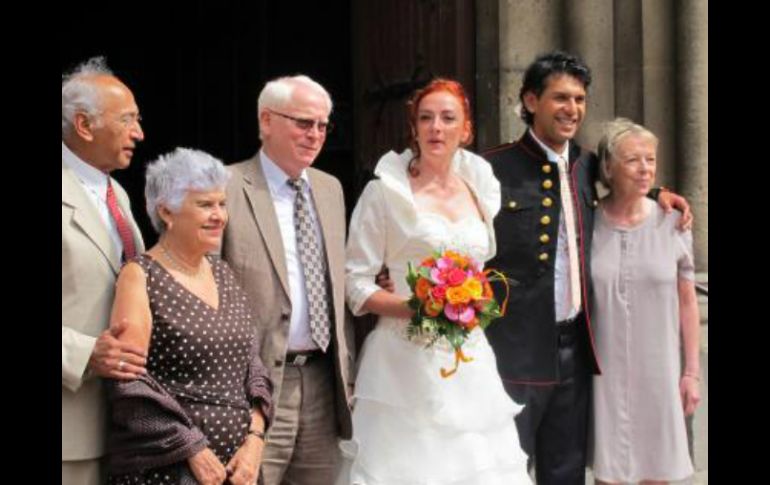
left=307, top=170, right=337, bottom=270
left=62, top=162, right=122, bottom=274
left=241, top=158, right=292, bottom=299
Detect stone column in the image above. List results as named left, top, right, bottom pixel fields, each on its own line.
left=613, top=0, right=643, bottom=123
left=676, top=0, right=708, bottom=271
left=498, top=0, right=562, bottom=144
left=642, top=0, right=677, bottom=188
left=564, top=0, right=614, bottom=151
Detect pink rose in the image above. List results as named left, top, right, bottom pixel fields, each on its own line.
left=444, top=303, right=476, bottom=325
left=430, top=268, right=447, bottom=284
left=458, top=305, right=476, bottom=326
left=443, top=303, right=462, bottom=321
left=446, top=268, right=467, bottom=286
left=436, top=256, right=454, bottom=271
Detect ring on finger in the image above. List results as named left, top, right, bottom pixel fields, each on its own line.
left=118, top=360, right=125, bottom=371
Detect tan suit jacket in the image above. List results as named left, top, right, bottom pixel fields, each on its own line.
left=222, top=154, right=353, bottom=439
left=62, top=160, right=144, bottom=460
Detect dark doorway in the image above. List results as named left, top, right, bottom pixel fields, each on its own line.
left=61, top=0, right=353, bottom=247
left=351, top=0, right=476, bottom=189
left=62, top=0, right=477, bottom=253
left=62, top=0, right=478, bottom=354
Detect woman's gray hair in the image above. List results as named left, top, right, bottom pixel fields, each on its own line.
left=257, top=75, right=333, bottom=140
left=145, top=147, right=231, bottom=234
left=597, top=117, right=659, bottom=188
left=62, top=56, right=114, bottom=138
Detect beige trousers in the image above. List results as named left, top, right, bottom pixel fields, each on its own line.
left=261, top=354, right=340, bottom=485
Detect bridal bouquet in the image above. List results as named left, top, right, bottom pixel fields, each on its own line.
left=405, top=249, right=509, bottom=378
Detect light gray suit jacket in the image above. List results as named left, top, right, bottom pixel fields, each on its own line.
left=62, top=160, right=144, bottom=460
left=222, top=155, right=354, bottom=439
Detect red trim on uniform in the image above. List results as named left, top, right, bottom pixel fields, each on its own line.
left=517, top=141, right=544, bottom=162
left=569, top=156, right=602, bottom=375
left=483, top=141, right=516, bottom=156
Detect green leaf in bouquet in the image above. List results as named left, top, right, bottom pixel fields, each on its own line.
left=406, top=262, right=419, bottom=289
left=417, top=266, right=432, bottom=280
left=477, top=314, right=493, bottom=330
left=480, top=299, right=501, bottom=317
left=444, top=326, right=467, bottom=350
left=422, top=317, right=439, bottom=333
left=407, top=296, right=422, bottom=311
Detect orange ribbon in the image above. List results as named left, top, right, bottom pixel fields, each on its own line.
left=438, top=269, right=511, bottom=378
left=440, top=347, right=475, bottom=378
left=484, top=268, right=511, bottom=316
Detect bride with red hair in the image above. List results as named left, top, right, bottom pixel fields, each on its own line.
left=337, top=79, right=531, bottom=484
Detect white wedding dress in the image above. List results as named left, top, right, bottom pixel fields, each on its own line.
left=338, top=149, right=531, bottom=485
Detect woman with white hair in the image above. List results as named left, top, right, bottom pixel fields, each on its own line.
left=590, top=119, right=701, bottom=484
left=106, top=148, right=273, bottom=485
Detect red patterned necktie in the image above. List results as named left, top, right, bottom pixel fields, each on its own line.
left=106, top=180, right=137, bottom=261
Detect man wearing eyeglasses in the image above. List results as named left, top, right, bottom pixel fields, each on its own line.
left=62, top=56, right=147, bottom=485
left=222, top=75, right=354, bottom=485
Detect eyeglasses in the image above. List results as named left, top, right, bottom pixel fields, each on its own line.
left=116, top=113, right=143, bottom=129
left=268, top=109, right=333, bottom=134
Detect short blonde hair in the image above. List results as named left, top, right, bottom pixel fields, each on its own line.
left=597, top=117, right=658, bottom=188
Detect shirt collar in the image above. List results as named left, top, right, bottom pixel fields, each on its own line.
left=62, top=141, right=110, bottom=196
left=528, top=129, right=570, bottom=164
left=259, top=149, right=310, bottom=197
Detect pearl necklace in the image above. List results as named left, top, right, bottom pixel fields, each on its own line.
left=160, top=242, right=205, bottom=277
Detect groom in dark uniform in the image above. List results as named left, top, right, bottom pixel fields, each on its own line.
left=484, top=51, right=689, bottom=484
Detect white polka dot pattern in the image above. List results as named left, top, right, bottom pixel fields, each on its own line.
left=109, top=254, right=265, bottom=485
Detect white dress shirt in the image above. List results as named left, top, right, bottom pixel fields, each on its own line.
left=62, top=141, right=124, bottom=262
left=260, top=150, right=325, bottom=351
left=528, top=130, right=580, bottom=323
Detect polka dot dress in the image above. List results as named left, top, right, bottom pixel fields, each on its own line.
left=109, top=254, right=259, bottom=484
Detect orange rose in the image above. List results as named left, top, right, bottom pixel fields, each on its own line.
left=483, top=281, right=494, bottom=299
left=444, top=250, right=468, bottom=268
left=424, top=299, right=444, bottom=317
left=462, top=277, right=483, bottom=299
left=415, top=277, right=433, bottom=301
left=420, top=257, right=436, bottom=268
left=446, top=286, right=472, bottom=305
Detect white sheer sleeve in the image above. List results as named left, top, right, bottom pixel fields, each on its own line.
left=345, top=180, right=388, bottom=316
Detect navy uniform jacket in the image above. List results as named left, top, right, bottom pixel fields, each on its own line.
left=484, top=130, right=602, bottom=384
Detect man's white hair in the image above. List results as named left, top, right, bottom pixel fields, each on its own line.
left=61, top=56, right=115, bottom=138
left=256, top=75, right=333, bottom=140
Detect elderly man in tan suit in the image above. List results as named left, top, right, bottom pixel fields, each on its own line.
left=222, top=75, right=354, bottom=485
left=62, top=57, right=147, bottom=485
